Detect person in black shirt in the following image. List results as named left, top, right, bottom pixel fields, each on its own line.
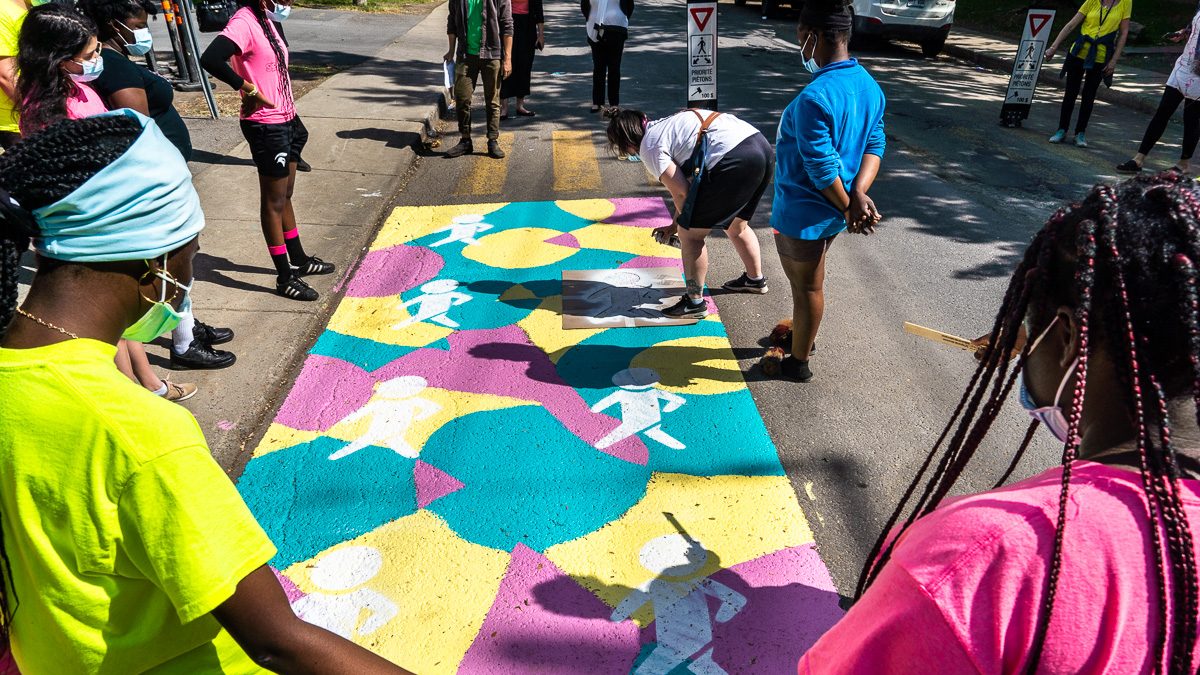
left=78, top=0, right=239, bottom=371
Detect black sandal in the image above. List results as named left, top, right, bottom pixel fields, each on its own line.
left=293, top=256, right=335, bottom=276
left=276, top=276, right=319, bottom=301
left=1115, top=159, right=1142, bottom=174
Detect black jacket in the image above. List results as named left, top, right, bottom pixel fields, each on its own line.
left=448, top=0, right=514, bottom=61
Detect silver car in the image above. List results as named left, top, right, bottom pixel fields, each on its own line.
left=851, top=0, right=956, bottom=57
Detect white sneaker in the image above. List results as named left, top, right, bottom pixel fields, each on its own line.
left=1048, top=129, right=1066, bottom=144
left=1074, top=133, right=1088, bottom=148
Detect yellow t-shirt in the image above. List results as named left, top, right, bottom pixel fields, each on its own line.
left=1073, top=0, right=1132, bottom=64
left=0, top=1, right=23, bottom=134
left=0, top=339, right=276, bottom=673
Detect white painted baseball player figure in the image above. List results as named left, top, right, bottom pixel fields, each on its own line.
left=592, top=368, right=686, bottom=450
left=392, top=279, right=473, bottom=330
left=328, top=376, right=441, bottom=460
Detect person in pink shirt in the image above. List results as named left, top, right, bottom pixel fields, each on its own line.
left=201, top=0, right=336, bottom=302
left=15, top=5, right=107, bottom=135
left=801, top=172, right=1200, bottom=673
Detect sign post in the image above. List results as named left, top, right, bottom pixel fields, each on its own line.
left=1000, top=9, right=1055, bottom=128
left=687, top=0, right=717, bottom=110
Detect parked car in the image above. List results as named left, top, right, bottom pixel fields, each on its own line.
left=851, top=0, right=956, bottom=57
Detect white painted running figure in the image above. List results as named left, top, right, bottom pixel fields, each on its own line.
left=328, top=376, right=441, bottom=460
left=292, top=546, right=399, bottom=640
left=392, top=279, right=473, bottom=330
left=592, top=368, right=686, bottom=450
left=430, top=214, right=493, bottom=247
left=611, top=534, right=747, bottom=675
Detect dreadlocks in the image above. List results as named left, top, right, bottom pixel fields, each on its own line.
left=857, top=172, right=1200, bottom=673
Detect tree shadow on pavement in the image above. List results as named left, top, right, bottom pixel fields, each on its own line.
left=335, top=128, right=423, bottom=150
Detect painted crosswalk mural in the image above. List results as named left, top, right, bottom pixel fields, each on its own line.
left=237, top=197, right=843, bottom=673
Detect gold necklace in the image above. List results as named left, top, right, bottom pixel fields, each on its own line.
left=15, top=308, right=79, bottom=340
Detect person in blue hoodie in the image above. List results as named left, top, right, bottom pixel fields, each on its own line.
left=771, top=0, right=885, bottom=383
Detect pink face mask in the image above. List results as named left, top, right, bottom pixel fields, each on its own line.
left=1018, top=315, right=1079, bottom=443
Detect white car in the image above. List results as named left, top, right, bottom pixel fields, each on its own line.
left=851, top=0, right=956, bottom=57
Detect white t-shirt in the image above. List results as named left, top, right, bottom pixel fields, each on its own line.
left=585, top=0, right=629, bottom=42
left=639, top=110, right=759, bottom=181
left=1168, top=10, right=1200, bottom=100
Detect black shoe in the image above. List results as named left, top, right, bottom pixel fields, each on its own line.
left=1115, top=159, right=1142, bottom=174
left=193, top=319, right=234, bottom=346
left=780, top=356, right=813, bottom=383
left=488, top=140, right=506, bottom=159
left=277, top=275, right=319, bottom=301
left=662, top=295, right=707, bottom=319
left=446, top=139, right=473, bottom=158
left=170, top=342, right=237, bottom=370
left=722, top=273, right=769, bottom=294
left=292, top=256, right=335, bottom=276
left=296, top=157, right=313, bottom=172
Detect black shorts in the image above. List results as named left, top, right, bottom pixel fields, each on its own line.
left=240, top=116, right=308, bottom=178
left=684, top=132, right=775, bottom=230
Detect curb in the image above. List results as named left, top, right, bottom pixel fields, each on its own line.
left=943, top=42, right=1159, bottom=117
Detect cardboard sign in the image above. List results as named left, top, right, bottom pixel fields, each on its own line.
left=1000, top=9, right=1056, bottom=127
left=687, top=0, right=718, bottom=109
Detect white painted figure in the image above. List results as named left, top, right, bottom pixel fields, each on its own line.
left=592, top=368, right=686, bottom=450
left=292, top=546, right=399, bottom=640
left=392, top=279, right=473, bottom=330
left=611, top=534, right=747, bottom=675
left=328, top=376, right=441, bottom=460
left=431, top=214, right=493, bottom=247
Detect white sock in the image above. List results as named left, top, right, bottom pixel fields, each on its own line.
left=172, top=307, right=195, bottom=355
left=747, top=274, right=764, bottom=281
left=151, top=383, right=168, bottom=396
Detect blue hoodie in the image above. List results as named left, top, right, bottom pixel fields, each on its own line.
left=771, top=59, right=886, bottom=241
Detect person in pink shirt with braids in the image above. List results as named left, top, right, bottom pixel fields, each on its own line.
left=802, top=173, right=1200, bottom=673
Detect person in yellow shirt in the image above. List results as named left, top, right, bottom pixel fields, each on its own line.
left=0, top=0, right=31, bottom=149
left=0, top=111, right=413, bottom=673
left=1043, top=0, right=1132, bottom=148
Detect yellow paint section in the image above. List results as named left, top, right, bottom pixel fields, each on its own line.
left=630, top=336, right=744, bottom=396
left=572, top=222, right=681, bottom=258
left=515, top=294, right=606, bottom=363
left=355, top=388, right=534, bottom=453
left=545, top=472, right=812, bottom=627
left=552, top=130, right=602, bottom=192
left=372, top=203, right=507, bottom=251
left=554, top=198, right=616, bottom=222
left=463, top=227, right=579, bottom=269
left=327, top=296, right=453, bottom=347
left=284, top=511, right=509, bottom=675
left=455, top=133, right=515, bottom=196
left=254, top=422, right=321, bottom=458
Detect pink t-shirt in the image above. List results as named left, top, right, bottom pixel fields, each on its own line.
left=800, top=461, right=1200, bottom=674
left=65, top=82, right=107, bottom=120
left=220, top=7, right=294, bottom=124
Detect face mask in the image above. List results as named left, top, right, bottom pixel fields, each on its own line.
left=29, top=0, right=51, bottom=6
left=800, top=34, right=820, bottom=74
left=266, top=1, right=291, bottom=22
left=118, top=21, right=153, bottom=56
left=121, top=259, right=189, bottom=343
left=69, top=55, right=104, bottom=83
left=1018, top=316, right=1079, bottom=443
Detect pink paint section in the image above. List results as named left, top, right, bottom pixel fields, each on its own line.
left=272, top=327, right=648, bottom=465
left=619, top=256, right=682, bottom=270
left=607, top=197, right=672, bottom=229
left=414, top=460, right=466, bottom=508
left=637, top=544, right=842, bottom=673
left=272, top=567, right=307, bottom=604
left=345, top=245, right=445, bottom=299
left=545, top=232, right=581, bottom=249
left=459, top=544, right=642, bottom=674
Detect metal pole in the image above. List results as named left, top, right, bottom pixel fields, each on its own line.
left=161, top=0, right=189, bottom=82
left=178, top=0, right=220, bottom=118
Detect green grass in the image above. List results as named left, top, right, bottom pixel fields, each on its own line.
left=294, top=0, right=435, bottom=12
left=954, top=0, right=1195, bottom=46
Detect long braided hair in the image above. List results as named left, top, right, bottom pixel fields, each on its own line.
left=856, top=172, right=1200, bottom=673
left=15, top=5, right=98, bottom=135
left=236, top=0, right=292, bottom=112
left=0, top=115, right=142, bottom=641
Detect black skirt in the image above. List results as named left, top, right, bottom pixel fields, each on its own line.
left=685, top=133, right=775, bottom=230
left=502, top=13, right=537, bottom=99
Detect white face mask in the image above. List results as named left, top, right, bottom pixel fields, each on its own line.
left=1019, top=316, right=1079, bottom=443
left=69, top=54, right=104, bottom=83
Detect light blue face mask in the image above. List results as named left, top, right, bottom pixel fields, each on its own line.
left=118, top=20, right=154, bottom=56
left=800, top=34, right=820, bottom=74
left=1018, top=316, right=1079, bottom=444
left=122, top=258, right=190, bottom=343
left=69, top=55, right=104, bottom=83
left=266, top=0, right=291, bottom=22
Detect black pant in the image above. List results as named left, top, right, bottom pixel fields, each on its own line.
left=1058, top=56, right=1104, bottom=134
left=589, top=31, right=626, bottom=107
left=1138, top=86, right=1200, bottom=161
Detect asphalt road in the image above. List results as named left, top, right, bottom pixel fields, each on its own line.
left=393, top=0, right=1178, bottom=595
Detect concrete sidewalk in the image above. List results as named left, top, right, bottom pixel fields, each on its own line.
left=945, top=27, right=1170, bottom=115
left=176, top=4, right=450, bottom=475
